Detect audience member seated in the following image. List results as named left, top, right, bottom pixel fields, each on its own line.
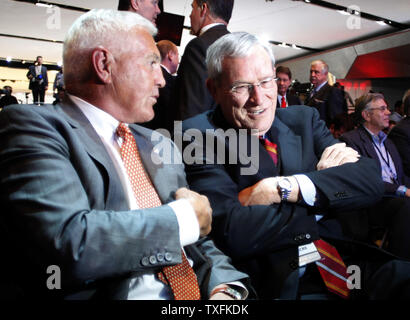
left=305, top=60, right=346, bottom=127
left=182, top=31, right=410, bottom=300
left=0, top=9, right=250, bottom=300
left=275, top=66, right=302, bottom=108
left=389, top=89, right=410, bottom=177
left=142, top=40, right=179, bottom=132
left=0, top=86, right=18, bottom=108
left=329, top=113, right=355, bottom=139
left=340, top=93, right=410, bottom=259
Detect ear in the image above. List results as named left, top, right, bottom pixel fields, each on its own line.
left=361, top=110, right=369, bottom=122
left=91, top=47, right=113, bottom=84
left=206, top=78, right=218, bottom=101
left=130, top=0, right=140, bottom=12
left=200, top=2, right=208, bottom=18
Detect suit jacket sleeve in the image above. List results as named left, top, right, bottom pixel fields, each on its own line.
left=0, top=106, right=185, bottom=289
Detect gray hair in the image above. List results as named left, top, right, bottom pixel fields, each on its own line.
left=63, top=9, right=157, bottom=85
left=206, top=32, right=275, bottom=81
left=311, top=59, right=329, bottom=74
left=354, top=92, right=386, bottom=124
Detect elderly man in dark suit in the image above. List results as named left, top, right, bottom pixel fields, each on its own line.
left=182, top=31, right=410, bottom=300
left=117, top=0, right=161, bottom=25
left=0, top=9, right=250, bottom=301
left=340, top=93, right=410, bottom=259
left=305, top=60, right=346, bottom=127
left=174, top=0, right=233, bottom=121
left=26, top=55, right=48, bottom=105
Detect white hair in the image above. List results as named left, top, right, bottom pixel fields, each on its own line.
left=63, top=9, right=157, bottom=85
left=206, top=32, right=275, bottom=81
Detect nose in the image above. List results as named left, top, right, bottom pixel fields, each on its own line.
left=249, top=84, right=264, bottom=105
left=155, top=4, right=161, bottom=14
left=155, top=66, right=165, bottom=88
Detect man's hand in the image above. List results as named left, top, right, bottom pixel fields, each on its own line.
left=238, top=177, right=280, bottom=206
left=317, top=142, right=360, bottom=171
left=175, top=188, right=212, bottom=237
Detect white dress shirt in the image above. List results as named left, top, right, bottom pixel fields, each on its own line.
left=69, top=94, right=200, bottom=299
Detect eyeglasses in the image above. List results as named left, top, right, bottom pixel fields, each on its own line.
left=367, top=106, right=389, bottom=112
left=229, top=76, right=276, bottom=96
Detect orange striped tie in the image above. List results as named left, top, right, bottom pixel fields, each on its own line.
left=116, top=123, right=201, bottom=300
left=314, top=239, right=350, bottom=299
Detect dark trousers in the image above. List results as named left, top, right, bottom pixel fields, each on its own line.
left=32, top=86, right=45, bottom=104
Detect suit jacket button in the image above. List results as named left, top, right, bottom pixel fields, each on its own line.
left=141, top=257, right=149, bottom=266
left=157, top=253, right=165, bottom=262
left=289, top=261, right=298, bottom=270
left=149, top=255, right=157, bottom=265
left=165, top=252, right=173, bottom=262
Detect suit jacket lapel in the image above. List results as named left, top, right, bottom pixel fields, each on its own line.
left=358, top=126, right=379, bottom=160
left=57, top=97, right=127, bottom=211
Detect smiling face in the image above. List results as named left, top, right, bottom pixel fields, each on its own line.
left=209, top=46, right=277, bottom=136
left=310, top=62, right=327, bottom=88
left=111, top=28, right=165, bottom=123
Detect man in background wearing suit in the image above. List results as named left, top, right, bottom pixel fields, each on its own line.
left=305, top=59, right=346, bottom=127
left=174, top=0, right=233, bottom=121
left=26, top=55, right=48, bottom=105
left=340, top=93, right=410, bottom=260
left=182, top=32, right=410, bottom=300
left=143, top=40, right=179, bottom=132
left=118, top=0, right=161, bottom=25
left=276, top=65, right=302, bottom=108
left=0, top=9, right=250, bottom=301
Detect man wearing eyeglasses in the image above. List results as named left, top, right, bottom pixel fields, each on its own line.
left=181, top=32, right=410, bottom=300
left=340, top=93, right=410, bottom=259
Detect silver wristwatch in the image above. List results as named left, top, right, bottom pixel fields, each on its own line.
left=278, top=177, right=292, bottom=201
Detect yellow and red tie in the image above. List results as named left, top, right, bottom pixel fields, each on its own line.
left=314, top=239, right=350, bottom=299
left=260, top=137, right=278, bottom=166
left=116, top=122, right=201, bottom=300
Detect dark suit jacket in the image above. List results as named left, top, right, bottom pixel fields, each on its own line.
left=278, top=93, right=302, bottom=107
left=182, top=105, right=389, bottom=299
left=173, top=25, right=229, bottom=121
left=340, top=125, right=410, bottom=196
left=142, top=66, right=176, bottom=132
left=26, top=65, right=48, bottom=90
left=389, top=117, right=410, bottom=177
left=0, top=98, right=249, bottom=300
left=305, top=82, right=346, bottom=127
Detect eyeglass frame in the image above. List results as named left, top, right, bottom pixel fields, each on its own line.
left=227, top=75, right=277, bottom=96
left=366, top=106, right=390, bottom=112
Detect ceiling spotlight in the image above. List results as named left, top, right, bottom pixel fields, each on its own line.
left=57, top=61, right=63, bottom=67
left=6, top=56, right=12, bottom=62
left=291, top=44, right=301, bottom=50
left=279, top=42, right=288, bottom=48
left=36, top=2, right=53, bottom=8
left=376, top=20, right=387, bottom=26
left=337, top=10, right=350, bottom=16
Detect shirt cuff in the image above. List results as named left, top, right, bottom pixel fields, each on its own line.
left=168, top=199, right=200, bottom=247
left=396, top=185, right=408, bottom=198
left=293, top=174, right=316, bottom=206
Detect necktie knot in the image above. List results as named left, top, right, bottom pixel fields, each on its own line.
left=116, top=122, right=131, bottom=140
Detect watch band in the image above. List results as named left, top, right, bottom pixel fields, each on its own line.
left=210, top=287, right=242, bottom=300
left=278, top=177, right=292, bottom=201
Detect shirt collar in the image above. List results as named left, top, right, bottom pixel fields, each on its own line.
left=363, top=125, right=387, bottom=144
left=68, top=93, right=120, bottom=142
left=199, top=23, right=225, bottom=36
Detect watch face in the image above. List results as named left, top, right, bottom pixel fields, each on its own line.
left=279, top=179, right=291, bottom=189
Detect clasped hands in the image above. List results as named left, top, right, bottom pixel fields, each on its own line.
left=239, top=142, right=360, bottom=206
